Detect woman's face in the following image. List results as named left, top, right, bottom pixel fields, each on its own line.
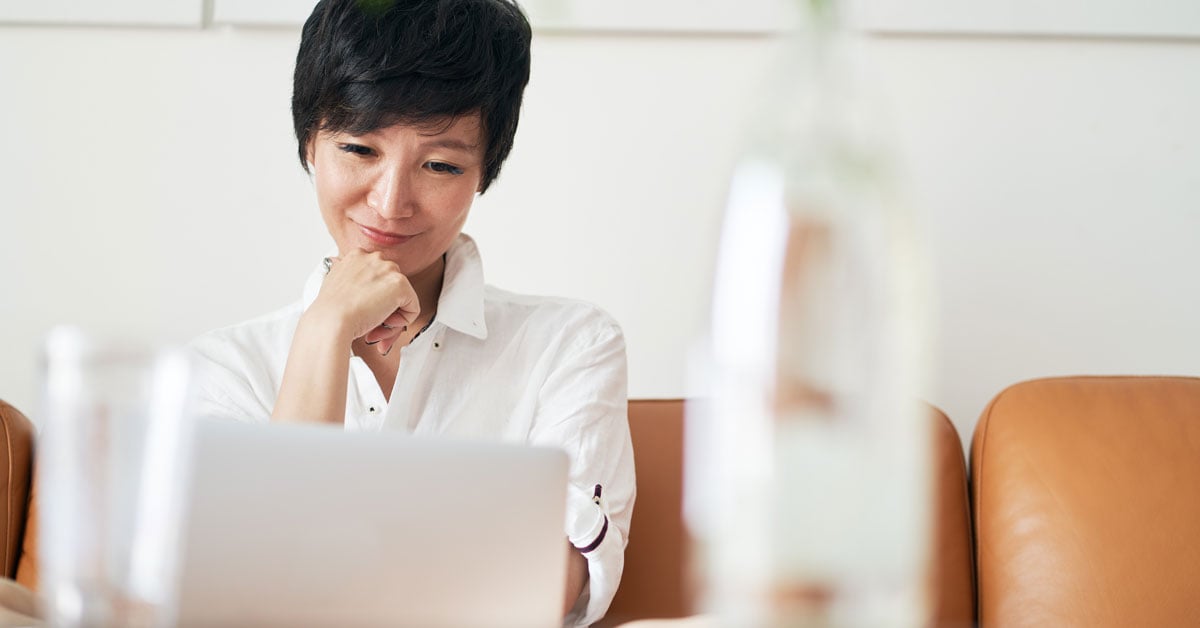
left=308, top=114, right=485, bottom=277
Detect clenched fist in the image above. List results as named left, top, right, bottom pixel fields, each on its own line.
left=309, top=250, right=421, bottom=356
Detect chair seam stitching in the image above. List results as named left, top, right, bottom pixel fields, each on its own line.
left=2, top=408, right=14, bottom=575
left=973, top=391, right=1004, bottom=624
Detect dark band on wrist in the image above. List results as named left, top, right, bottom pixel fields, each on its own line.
left=575, top=515, right=608, bottom=554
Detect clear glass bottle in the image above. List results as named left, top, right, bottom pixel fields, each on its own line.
left=39, top=327, right=197, bottom=628
left=686, top=0, right=933, bottom=625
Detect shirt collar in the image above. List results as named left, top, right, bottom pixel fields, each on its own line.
left=299, top=233, right=489, bottom=340
left=436, top=233, right=489, bottom=339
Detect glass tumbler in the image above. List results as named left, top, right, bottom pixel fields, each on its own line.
left=39, top=327, right=197, bottom=628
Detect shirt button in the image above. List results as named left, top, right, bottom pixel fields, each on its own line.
left=368, top=406, right=378, bottom=414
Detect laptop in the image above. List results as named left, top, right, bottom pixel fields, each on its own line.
left=176, top=419, right=568, bottom=627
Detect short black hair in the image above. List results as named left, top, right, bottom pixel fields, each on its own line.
left=292, top=0, right=532, bottom=192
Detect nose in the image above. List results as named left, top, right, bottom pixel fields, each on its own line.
left=368, top=163, right=417, bottom=220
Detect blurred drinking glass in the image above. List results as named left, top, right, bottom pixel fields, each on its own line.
left=39, top=327, right=196, bottom=628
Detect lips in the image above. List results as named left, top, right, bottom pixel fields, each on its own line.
left=356, top=223, right=413, bottom=247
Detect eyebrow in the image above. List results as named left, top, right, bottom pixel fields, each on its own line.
left=422, top=137, right=480, bottom=153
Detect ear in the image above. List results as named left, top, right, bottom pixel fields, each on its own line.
left=305, top=136, right=318, bottom=172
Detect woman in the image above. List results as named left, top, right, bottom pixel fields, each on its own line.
left=190, top=0, right=634, bottom=624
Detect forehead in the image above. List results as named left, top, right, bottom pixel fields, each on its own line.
left=412, top=113, right=484, bottom=145
left=340, top=112, right=483, bottom=149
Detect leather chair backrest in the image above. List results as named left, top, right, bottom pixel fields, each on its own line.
left=928, top=405, right=976, bottom=627
left=0, top=401, right=35, bottom=580
left=599, top=400, right=689, bottom=627
left=602, top=399, right=975, bottom=627
left=14, top=480, right=37, bottom=590
left=971, top=376, right=1200, bottom=627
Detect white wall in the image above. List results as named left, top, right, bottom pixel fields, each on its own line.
left=2, top=24, right=1198, bottom=444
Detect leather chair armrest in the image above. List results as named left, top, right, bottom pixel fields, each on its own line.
left=0, top=401, right=35, bottom=581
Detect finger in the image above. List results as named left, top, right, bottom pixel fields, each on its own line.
left=390, top=294, right=421, bottom=327
left=363, top=324, right=402, bottom=346
left=362, top=328, right=385, bottom=345
left=381, top=310, right=413, bottom=331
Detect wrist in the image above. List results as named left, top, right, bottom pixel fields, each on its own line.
left=299, top=304, right=357, bottom=346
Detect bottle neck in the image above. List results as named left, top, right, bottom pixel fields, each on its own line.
left=799, top=0, right=840, bottom=37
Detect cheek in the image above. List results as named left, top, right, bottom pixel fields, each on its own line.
left=452, top=174, right=484, bottom=208
left=445, top=186, right=479, bottom=219
left=315, top=163, right=366, bottom=209
left=421, top=178, right=478, bottom=216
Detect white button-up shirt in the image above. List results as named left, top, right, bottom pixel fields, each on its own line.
left=189, top=234, right=634, bottom=626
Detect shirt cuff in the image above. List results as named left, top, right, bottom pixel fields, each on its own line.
left=569, top=484, right=609, bottom=553
left=565, top=484, right=624, bottom=626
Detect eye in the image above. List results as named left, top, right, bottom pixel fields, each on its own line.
left=338, top=143, right=374, bottom=156
left=426, top=161, right=465, bottom=176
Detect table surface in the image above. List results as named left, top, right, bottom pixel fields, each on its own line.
left=617, top=616, right=716, bottom=628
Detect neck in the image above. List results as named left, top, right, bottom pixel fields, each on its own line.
left=407, top=254, right=447, bottom=320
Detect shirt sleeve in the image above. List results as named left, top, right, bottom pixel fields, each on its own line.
left=186, top=331, right=272, bottom=423
left=527, top=314, right=635, bottom=627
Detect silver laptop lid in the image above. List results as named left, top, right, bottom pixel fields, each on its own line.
left=177, top=419, right=568, bottom=628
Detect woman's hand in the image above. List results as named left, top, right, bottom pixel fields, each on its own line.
left=271, top=250, right=421, bottom=424
left=309, top=250, right=421, bottom=356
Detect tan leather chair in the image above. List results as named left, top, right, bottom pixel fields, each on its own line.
left=971, top=376, right=1200, bottom=627
left=602, top=399, right=976, bottom=627
left=0, top=401, right=35, bottom=584
left=598, top=400, right=691, bottom=627
left=928, top=404, right=976, bottom=627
